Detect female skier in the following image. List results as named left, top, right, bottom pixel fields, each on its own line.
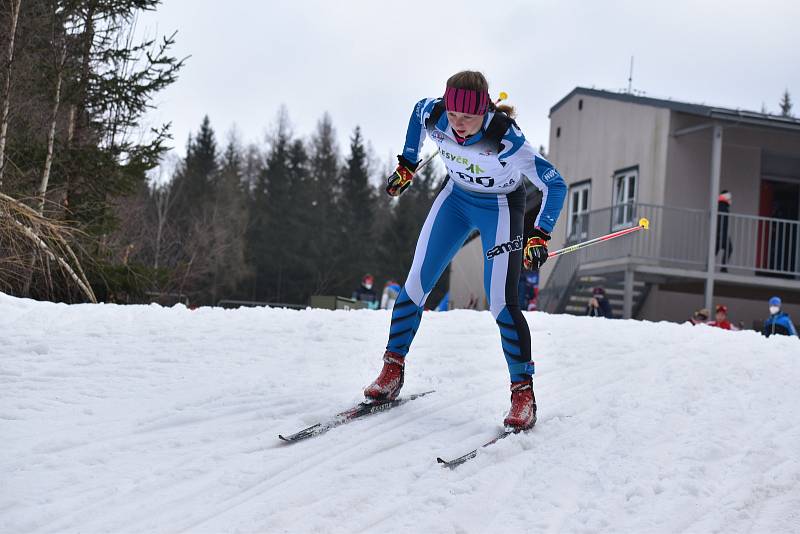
left=364, top=71, right=567, bottom=430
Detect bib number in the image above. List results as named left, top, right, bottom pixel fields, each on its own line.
left=455, top=171, right=495, bottom=188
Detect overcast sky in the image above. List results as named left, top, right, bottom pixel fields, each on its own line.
left=137, top=0, right=800, bottom=174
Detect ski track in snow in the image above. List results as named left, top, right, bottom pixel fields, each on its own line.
left=2, top=293, right=800, bottom=533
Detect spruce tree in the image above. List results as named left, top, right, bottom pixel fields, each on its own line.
left=779, top=89, right=793, bottom=117
left=306, top=113, right=343, bottom=295
left=245, top=108, right=292, bottom=302
left=283, top=138, right=313, bottom=303
left=208, top=137, right=249, bottom=304
left=161, top=116, right=221, bottom=304
left=171, top=116, right=218, bottom=223
left=337, top=126, right=375, bottom=295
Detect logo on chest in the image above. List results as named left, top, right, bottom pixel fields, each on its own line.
left=440, top=149, right=486, bottom=173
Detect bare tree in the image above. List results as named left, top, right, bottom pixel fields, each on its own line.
left=152, top=155, right=180, bottom=270
left=0, top=0, right=22, bottom=189
left=37, top=6, right=69, bottom=214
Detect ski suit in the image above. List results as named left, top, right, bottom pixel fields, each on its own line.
left=762, top=311, right=798, bottom=337
left=386, top=98, right=567, bottom=382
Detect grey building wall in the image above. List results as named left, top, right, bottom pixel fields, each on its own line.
left=449, top=234, right=488, bottom=310
left=542, top=94, right=670, bottom=287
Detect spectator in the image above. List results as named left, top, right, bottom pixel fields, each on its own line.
left=708, top=304, right=737, bottom=330
left=380, top=279, right=401, bottom=310
left=518, top=270, right=539, bottom=311
left=762, top=296, right=798, bottom=338
left=689, top=308, right=710, bottom=325
left=586, top=287, right=613, bottom=318
left=716, top=190, right=733, bottom=272
left=352, top=274, right=379, bottom=309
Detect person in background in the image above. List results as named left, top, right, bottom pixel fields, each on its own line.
left=352, top=274, right=379, bottom=309
left=762, top=296, right=798, bottom=338
left=689, top=308, right=710, bottom=325
left=380, top=279, right=401, bottom=310
left=708, top=304, right=737, bottom=330
left=518, top=269, right=538, bottom=312
left=716, top=190, right=733, bottom=272
left=586, top=287, right=613, bottom=318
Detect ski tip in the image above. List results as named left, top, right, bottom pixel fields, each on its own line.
left=436, top=457, right=447, bottom=464
left=278, top=434, right=291, bottom=442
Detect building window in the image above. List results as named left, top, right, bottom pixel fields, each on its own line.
left=612, top=167, right=637, bottom=229
left=567, top=181, right=591, bottom=242
left=556, top=127, right=561, bottom=138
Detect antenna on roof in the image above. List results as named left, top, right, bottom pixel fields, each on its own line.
left=627, top=56, right=634, bottom=94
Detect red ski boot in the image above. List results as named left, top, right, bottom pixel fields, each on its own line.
left=503, top=378, right=537, bottom=431
left=364, top=351, right=405, bottom=401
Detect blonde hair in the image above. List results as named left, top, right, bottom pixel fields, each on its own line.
left=446, top=70, right=516, bottom=119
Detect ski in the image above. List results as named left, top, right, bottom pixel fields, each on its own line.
left=437, top=426, right=525, bottom=469
left=278, top=390, right=434, bottom=443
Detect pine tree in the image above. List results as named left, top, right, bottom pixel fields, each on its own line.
left=779, top=89, right=793, bottom=117
left=171, top=116, right=218, bottom=223
left=336, top=126, right=375, bottom=294
left=245, top=108, right=292, bottom=302
left=62, top=0, right=184, bottom=237
left=207, top=137, right=249, bottom=303
left=283, top=138, right=314, bottom=303
left=160, top=116, right=222, bottom=304
left=306, top=113, right=343, bottom=295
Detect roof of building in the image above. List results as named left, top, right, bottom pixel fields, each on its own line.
left=550, top=87, right=800, bottom=132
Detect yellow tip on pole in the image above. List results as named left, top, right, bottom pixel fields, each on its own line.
left=497, top=91, right=508, bottom=102
left=639, top=217, right=650, bottom=230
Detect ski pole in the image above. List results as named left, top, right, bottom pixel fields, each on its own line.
left=548, top=217, right=650, bottom=258
left=415, top=149, right=440, bottom=172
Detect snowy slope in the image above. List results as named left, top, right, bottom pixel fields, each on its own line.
left=2, top=293, right=800, bottom=534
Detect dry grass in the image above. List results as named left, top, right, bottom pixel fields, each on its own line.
left=0, top=192, right=96, bottom=302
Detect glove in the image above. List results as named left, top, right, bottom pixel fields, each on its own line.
left=523, top=227, right=550, bottom=270
left=386, top=155, right=419, bottom=197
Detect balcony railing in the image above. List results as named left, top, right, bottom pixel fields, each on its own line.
left=539, top=203, right=799, bottom=312
left=566, top=202, right=799, bottom=276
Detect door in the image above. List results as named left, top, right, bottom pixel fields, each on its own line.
left=758, top=179, right=800, bottom=274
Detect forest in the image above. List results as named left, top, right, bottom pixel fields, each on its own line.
left=0, top=0, right=445, bottom=307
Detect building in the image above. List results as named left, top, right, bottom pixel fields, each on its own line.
left=450, top=87, right=800, bottom=330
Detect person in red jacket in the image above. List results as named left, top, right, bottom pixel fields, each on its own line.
left=708, top=304, right=736, bottom=330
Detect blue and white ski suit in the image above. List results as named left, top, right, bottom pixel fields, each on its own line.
left=387, top=98, right=567, bottom=381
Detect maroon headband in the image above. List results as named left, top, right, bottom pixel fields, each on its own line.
left=444, top=87, right=489, bottom=115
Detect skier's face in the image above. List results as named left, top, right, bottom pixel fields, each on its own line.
left=447, top=111, right=484, bottom=137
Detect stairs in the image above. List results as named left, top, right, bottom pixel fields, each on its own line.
left=563, top=274, right=650, bottom=319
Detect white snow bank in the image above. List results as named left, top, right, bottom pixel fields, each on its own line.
left=2, top=293, right=799, bottom=533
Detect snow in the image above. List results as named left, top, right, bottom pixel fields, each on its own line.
left=2, top=292, right=800, bottom=534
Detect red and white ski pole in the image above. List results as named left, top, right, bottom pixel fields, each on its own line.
left=548, top=218, right=650, bottom=258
